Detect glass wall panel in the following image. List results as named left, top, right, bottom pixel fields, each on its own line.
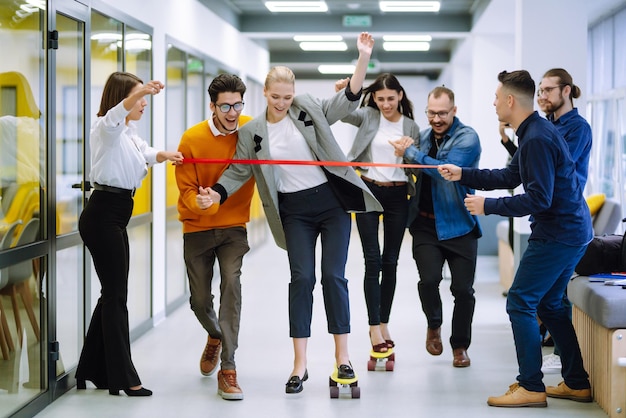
left=589, top=19, right=614, bottom=95
left=0, top=0, right=45, bottom=250
left=128, top=223, right=152, bottom=328
left=90, top=11, right=122, bottom=122
left=55, top=246, right=83, bottom=375
left=126, top=25, right=152, bottom=217
left=55, top=13, right=84, bottom=237
left=165, top=45, right=186, bottom=307
left=615, top=8, right=626, bottom=89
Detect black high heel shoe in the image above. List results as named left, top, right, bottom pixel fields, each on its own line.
left=285, top=370, right=308, bottom=394
left=109, top=387, right=153, bottom=397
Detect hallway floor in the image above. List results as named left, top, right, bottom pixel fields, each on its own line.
left=36, top=227, right=607, bottom=418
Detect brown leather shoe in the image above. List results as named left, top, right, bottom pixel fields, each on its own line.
left=452, top=347, right=470, bottom=367
left=487, top=383, right=547, bottom=407
left=546, top=381, right=592, bottom=402
left=426, top=327, right=443, bottom=356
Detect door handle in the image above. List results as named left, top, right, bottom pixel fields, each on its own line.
left=71, top=181, right=92, bottom=191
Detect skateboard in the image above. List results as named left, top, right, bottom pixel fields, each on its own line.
left=329, top=367, right=360, bottom=399
left=367, top=348, right=395, bottom=371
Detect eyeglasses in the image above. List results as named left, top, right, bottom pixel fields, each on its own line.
left=216, top=102, right=244, bottom=113
left=425, top=108, right=453, bottom=119
left=537, top=85, right=562, bottom=97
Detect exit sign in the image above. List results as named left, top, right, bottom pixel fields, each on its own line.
left=343, top=15, right=372, bottom=27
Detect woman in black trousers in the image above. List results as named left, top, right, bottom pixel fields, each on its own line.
left=75, top=72, right=182, bottom=396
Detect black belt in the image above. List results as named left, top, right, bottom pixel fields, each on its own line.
left=361, top=175, right=407, bottom=187
left=93, top=182, right=135, bottom=197
left=419, top=211, right=436, bottom=220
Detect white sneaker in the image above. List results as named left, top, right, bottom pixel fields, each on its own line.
left=541, top=354, right=562, bottom=374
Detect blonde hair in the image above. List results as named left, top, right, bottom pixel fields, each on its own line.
left=265, top=66, right=295, bottom=89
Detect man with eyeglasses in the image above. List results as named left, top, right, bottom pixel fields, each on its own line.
left=499, top=68, right=592, bottom=376
left=439, top=70, right=592, bottom=408
left=390, top=86, right=482, bottom=368
left=175, top=73, right=253, bottom=400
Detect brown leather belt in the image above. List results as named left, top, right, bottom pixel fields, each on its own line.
left=419, top=211, right=436, bottom=219
left=93, top=182, right=136, bottom=197
left=361, top=175, right=407, bottom=188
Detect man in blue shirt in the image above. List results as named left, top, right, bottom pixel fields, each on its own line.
left=499, top=68, right=593, bottom=374
left=439, top=70, right=593, bottom=408
left=391, top=86, right=482, bottom=368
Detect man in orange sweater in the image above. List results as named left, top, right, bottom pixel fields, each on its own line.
left=175, top=74, right=254, bottom=401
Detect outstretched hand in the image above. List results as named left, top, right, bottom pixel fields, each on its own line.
left=389, top=136, right=413, bottom=157
left=438, top=164, right=462, bottom=181
left=356, top=32, right=374, bottom=58
left=464, top=194, right=485, bottom=215
left=335, top=77, right=350, bottom=93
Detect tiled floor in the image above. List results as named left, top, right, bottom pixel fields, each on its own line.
left=35, top=227, right=607, bottom=418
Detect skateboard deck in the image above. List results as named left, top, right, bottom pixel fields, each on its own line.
left=329, top=367, right=360, bottom=398
left=368, top=348, right=395, bottom=371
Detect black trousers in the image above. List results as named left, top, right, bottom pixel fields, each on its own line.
left=75, top=190, right=140, bottom=390
left=409, top=216, right=478, bottom=350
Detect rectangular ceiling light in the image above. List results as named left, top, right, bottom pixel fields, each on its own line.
left=383, top=41, right=430, bottom=51
left=293, top=35, right=343, bottom=42
left=265, top=1, right=328, bottom=12
left=299, top=41, right=348, bottom=51
left=383, top=35, right=432, bottom=42
left=379, top=1, right=441, bottom=12
left=318, top=64, right=356, bottom=74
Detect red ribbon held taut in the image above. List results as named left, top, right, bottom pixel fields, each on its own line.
left=182, top=158, right=437, bottom=169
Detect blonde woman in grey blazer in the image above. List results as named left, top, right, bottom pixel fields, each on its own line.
left=213, top=33, right=382, bottom=394
left=337, top=73, right=420, bottom=355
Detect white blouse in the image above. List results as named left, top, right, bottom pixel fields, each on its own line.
left=89, top=101, right=158, bottom=190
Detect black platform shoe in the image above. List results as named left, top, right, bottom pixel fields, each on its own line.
left=337, top=364, right=355, bottom=379
left=285, top=370, right=309, bottom=394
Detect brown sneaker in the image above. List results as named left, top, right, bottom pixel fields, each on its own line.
left=546, top=381, right=592, bottom=402
left=200, top=336, right=221, bottom=376
left=487, top=383, right=547, bottom=407
left=217, top=369, right=244, bottom=400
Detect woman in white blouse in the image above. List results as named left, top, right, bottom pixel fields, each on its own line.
left=75, top=72, right=182, bottom=397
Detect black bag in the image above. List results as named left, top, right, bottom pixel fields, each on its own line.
left=575, top=234, right=626, bottom=275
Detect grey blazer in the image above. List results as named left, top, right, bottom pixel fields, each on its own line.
left=215, top=88, right=383, bottom=250
left=342, top=106, right=421, bottom=196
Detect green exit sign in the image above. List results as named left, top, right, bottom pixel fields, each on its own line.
left=343, top=15, right=372, bottom=27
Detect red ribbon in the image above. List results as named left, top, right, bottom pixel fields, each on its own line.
left=182, top=158, right=437, bottom=169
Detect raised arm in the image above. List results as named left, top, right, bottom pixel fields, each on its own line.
left=348, top=32, right=374, bottom=96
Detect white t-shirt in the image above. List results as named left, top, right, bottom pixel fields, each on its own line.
left=366, top=115, right=406, bottom=182
left=267, top=116, right=326, bottom=193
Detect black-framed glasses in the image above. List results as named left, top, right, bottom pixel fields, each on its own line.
left=216, top=102, right=244, bottom=113
left=425, top=108, right=453, bottom=119
left=537, top=85, right=562, bottom=97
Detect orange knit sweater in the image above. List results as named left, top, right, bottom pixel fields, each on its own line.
left=175, top=115, right=255, bottom=233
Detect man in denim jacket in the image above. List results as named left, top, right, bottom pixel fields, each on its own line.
left=391, top=86, right=482, bottom=368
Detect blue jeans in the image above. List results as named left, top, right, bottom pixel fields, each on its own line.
left=507, top=239, right=590, bottom=392
left=355, top=182, right=408, bottom=325
left=279, top=183, right=351, bottom=338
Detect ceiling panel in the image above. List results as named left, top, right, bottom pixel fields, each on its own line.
left=198, top=0, right=486, bottom=79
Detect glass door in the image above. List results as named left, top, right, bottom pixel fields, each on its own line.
left=51, top=1, right=89, bottom=397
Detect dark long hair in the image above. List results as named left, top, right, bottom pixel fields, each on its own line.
left=362, top=73, right=414, bottom=119
left=97, top=71, right=143, bottom=117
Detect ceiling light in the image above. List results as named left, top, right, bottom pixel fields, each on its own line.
left=379, top=1, right=441, bottom=12
left=318, top=64, right=356, bottom=74
left=265, top=1, right=328, bottom=13
left=383, top=41, right=430, bottom=51
left=383, top=35, right=432, bottom=42
left=293, top=35, right=343, bottom=42
left=299, top=42, right=347, bottom=51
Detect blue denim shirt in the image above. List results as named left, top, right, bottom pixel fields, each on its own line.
left=404, top=117, right=482, bottom=240
left=461, top=112, right=592, bottom=246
